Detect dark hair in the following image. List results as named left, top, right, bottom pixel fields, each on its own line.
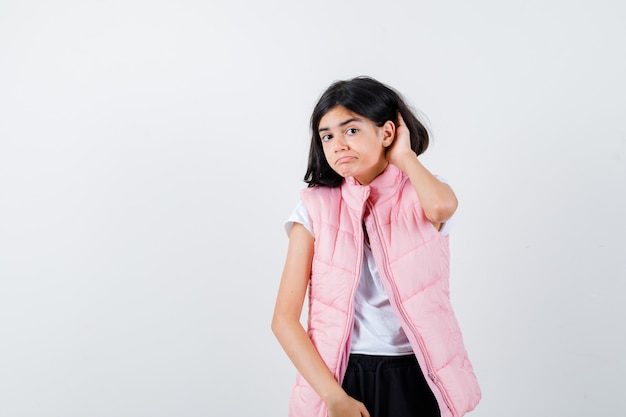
left=304, top=76, right=430, bottom=187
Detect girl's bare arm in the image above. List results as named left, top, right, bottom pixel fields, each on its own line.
left=386, top=114, right=458, bottom=230
left=271, top=223, right=369, bottom=417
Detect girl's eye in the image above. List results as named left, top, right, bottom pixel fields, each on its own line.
left=346, top=128, right=358, bottom=135
left=321, top=134, right=332, bottom=142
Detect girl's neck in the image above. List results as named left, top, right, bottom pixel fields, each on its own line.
left=354, top=161, right=389, bottom=185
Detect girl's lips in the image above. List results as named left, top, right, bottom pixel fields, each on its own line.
left=336, top=156, right=355, bottom=165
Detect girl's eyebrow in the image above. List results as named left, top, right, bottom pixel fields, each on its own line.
left=318, top=117, right=362, bottom=133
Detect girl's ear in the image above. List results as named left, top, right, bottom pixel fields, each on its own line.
left=381, top=120, right=396, bottom=148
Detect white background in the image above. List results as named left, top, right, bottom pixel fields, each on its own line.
left=1, top=1, right=625, bottom=416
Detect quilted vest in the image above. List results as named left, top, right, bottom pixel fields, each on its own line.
left=288, top=164, right=481, bottom=417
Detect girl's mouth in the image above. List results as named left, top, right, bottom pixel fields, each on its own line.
left=336, top=156, right=355, bottom=165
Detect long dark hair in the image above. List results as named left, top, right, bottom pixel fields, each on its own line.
left=304, top=76, right=430, bottom=187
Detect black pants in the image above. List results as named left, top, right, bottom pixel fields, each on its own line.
left=341, top=354, right=440, bottom=417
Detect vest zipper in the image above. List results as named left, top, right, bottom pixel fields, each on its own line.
left=366, top=203, right=457, bottom=417
left=336, top=196, right=368, bottom=383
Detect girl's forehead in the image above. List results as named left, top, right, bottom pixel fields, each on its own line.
left=319, top=106, right=365, bottom=127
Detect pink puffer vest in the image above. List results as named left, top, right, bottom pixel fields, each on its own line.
left=288, top=164, right=481, bottom=417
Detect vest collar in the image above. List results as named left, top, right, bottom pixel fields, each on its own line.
left=341, top=163, right=405, bottom=210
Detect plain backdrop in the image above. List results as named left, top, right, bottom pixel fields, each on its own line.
left=1, top=1, right=625, bottom=416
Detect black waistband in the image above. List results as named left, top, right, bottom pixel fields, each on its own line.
left=346, top=353, right=418, bottom=371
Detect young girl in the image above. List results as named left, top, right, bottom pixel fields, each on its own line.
left=272, top=77, right=481, bottom=417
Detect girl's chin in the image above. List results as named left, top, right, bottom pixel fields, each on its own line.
left=332, top=168, right=350, bottom=178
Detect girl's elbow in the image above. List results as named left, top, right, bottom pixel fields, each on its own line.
left=271, top=312, right=291, bottom=338
left=426, top=199, right=458, bottom=224
left=271, top=313, right=282, bottom=336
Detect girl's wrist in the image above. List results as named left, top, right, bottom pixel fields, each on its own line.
left=321, top=385, right=348, bottom=405
left=390, top=150, right=418, bottom=172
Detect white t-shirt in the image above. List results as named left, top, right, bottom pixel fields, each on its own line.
left=285, top=185, right=453, bottom=356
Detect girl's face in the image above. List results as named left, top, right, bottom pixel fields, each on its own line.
left=318, top=106, right=395, bottom=185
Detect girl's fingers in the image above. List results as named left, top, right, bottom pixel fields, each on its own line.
left=396, top=112, right=406, bottom=127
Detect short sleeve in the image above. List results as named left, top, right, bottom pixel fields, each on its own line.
left=284, top=200, right=313, bottom=236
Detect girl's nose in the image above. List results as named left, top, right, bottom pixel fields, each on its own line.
left=333, top=135, right=348, bottom=152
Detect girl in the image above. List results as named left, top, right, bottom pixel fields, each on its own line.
left=272, top=77, right=481, bottom=417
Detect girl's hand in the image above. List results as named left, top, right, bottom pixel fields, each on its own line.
left=386, top=113, right=417, bottom=171
left=326, top=393, right=370, bottom=417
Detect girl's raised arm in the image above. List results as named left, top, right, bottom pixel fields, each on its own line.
left=386, top=114, right=458, bottom=230
left=271, top=223, right=370, bottom=417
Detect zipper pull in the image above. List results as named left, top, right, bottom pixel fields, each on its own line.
left=428, top=372, right=438, bottom=383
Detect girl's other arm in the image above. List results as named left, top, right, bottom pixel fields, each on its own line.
left=386, top=114, right=458, bottom=230
left=271, top=223, right=370, bottom=417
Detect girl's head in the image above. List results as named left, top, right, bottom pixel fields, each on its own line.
left=304, top=76, right=429, bottom=187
